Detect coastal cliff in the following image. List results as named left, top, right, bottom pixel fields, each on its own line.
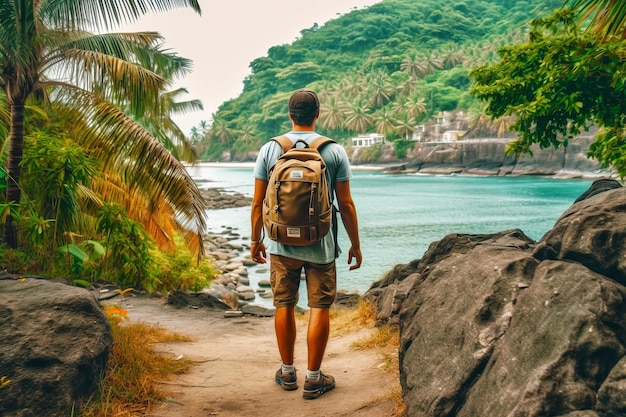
left=349, top=136, right=615, bottom=179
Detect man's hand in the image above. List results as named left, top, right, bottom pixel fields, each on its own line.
left=251, top=241, right=267, bottom=264
left=347, top=246, right=362, bottom=270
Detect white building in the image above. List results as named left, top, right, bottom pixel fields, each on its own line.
left=351, top=133, right=385, bottom=148
left=441, top=130, right=466, bottom=142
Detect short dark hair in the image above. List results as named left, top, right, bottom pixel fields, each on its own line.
left=288, top=89, right=319, bottom=126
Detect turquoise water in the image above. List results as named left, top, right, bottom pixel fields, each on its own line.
left=188, top=165, right=594, bottom=299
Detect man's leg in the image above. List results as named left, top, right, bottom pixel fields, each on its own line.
left=275, top=305, right=296, bottom=365
left=302, top=261, right=336, bottom=399
left=270, top=255, right=302, bottom=391
left=307, top=307, right=329, bottom=371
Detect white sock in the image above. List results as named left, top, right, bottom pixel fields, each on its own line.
left=282, top=363, right=295, bottom=373
left=306, top=369, right=320, bottom=380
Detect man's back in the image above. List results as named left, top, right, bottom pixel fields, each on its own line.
left=253, top=131, right=351, bottom=264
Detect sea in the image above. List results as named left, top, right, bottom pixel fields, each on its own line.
left=187, top=164, right=595, bottom=306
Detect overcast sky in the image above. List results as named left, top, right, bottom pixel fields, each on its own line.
left=122, top=0, right=381, bottom=134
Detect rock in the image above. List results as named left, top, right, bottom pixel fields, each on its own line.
left=534, top=186, right=626, bottom=286
left=238, top=291, right=256, bottom=301
left=241, top=304, right=276, bottom=317
left=257, top=289, right=273, bottom=298
left=0, top=278, right=112, bottom=417
left=224, top=310, right=244, bottom=318
left=363, top=136, right=615, bottom=179
left=204, top=285, right=239, bottom=309
left=333, top=290, right=362, bottom=308
left=199, top=188, right=252, bottom=209
left=258, top=279, right=271, bottom=288
left=365, top=261, right=421, bottom=326
left=236, top=285, right=254, bottom=293
left=366, top=179, right=626, bottom=416
left=573, top=178, right=622, bottom=203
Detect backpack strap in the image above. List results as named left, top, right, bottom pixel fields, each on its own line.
left=309, top=136, right=335, bottom=151
left=309, top=136, right=340, bottom=258
left=271, top=135, right=293, bottom=153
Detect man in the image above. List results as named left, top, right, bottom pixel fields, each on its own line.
left=250, top=88, right=362, bottom=400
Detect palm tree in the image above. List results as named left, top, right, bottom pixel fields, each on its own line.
left=340, top=73, right=366, bottom=96
left=235, top=123, right=258, bottom=145
left=394, top=112, right=417, bottom=140
left=318, top=95, right=346, bottom=131
left=198, top=120, right=210, bottom=134
left=344, top=100, right=373, bottom=134
left=0, top=0, right=201, bottom=249
left=567, top=0, right=626, bottom=39
left=367, top=72, right=395, bottom=108
left=210, top=113, right=233, bottom=145
left=405, top=96, right=427, bottom=120
left=400, top=51, right=422, bottom=79
left=397, top=77, right=418, bottom=97
left=418, top=53, right=443, bottom=77
left=134, top=87, right=202, bottom=162
left=372, top=108, right=397, bottom=137
left=440, top=47, right=465, bottom=70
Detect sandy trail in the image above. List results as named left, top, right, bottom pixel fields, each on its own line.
left=120, top=296, right=398, bottom=417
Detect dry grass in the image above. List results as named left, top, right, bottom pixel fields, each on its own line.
left=351, top=319, right=406, bottom=417
left=307, top=300, right=407, bottom=416
left=81, top=305, right=193, bottom=417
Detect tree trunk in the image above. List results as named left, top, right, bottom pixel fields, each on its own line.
left=5, top=102, right=25, bottom=248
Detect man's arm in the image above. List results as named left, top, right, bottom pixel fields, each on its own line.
left=335, top=180, right=362, bottom=270
left=250, top=178, right=268, bottom=263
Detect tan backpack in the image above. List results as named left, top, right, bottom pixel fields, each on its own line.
left=263, top=135, right=335, bottom=246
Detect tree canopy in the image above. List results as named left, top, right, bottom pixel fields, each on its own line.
left=470, top=7, right=626, bottom=177
left=0, top=1, right=215, bottom=291
left=0, top=0, right=206, bottom=253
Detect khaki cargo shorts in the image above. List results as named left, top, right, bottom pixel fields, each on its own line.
left=269, top=254, right=336, bottom=309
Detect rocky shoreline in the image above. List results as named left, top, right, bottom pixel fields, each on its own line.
left=349, top=136, right=618, bottom=179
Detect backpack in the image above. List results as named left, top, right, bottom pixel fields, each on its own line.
left=263, top=135, right=335, bottom=246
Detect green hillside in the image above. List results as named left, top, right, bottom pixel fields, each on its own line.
left=195, top=0, right=564, bottom=160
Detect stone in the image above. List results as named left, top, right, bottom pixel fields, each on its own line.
left=224, top=310, right=244, bottom=318
left=534, top=186, right=626, bottom=286
left=333, top=290, right=361, bottom=308
left=238, top=291, right=256, bottom=301
left=0, top=278, right=112, bottom=417
left=363, top=179, right=626, bottom=417
left=241, top=304, right=276, bottom=317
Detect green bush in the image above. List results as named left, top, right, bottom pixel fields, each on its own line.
left=359, top=145, right=383, bottom=162
left=151, top=234, right=216, bottom=293
left=393, top=140, right=415, bottom=159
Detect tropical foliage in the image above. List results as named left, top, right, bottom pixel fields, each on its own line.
left=566, top=0, right=626, bottom=40
left=194, top=0, right=563, bottom=160
left=0, top=0, right=214, bottom=291
left=470, top=4, right=626, bottom=177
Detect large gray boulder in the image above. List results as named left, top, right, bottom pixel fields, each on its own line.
left=369, top=180, right=626, bottom=416
left=0, top=278, right=112, bottom=417
left=534, top=184, right=626, bottom=285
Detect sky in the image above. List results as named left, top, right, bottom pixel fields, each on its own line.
left=122, top=0, right=381, bottom=135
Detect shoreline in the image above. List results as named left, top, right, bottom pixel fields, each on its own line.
left=187, top=161, right=396, bottom=171
left=187, top=161, right=615, bottom=179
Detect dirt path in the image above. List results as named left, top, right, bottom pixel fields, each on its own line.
left=121, top=296, right=398, bottom=417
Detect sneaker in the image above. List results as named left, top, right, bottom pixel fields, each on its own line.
left=303, top=372, right=335, bottom=400
left=275, top=368, right=298, bottom=391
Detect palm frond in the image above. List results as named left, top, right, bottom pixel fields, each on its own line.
left=38, top=0, right=201, bottom=32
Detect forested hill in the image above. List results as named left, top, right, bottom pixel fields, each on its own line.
left=195, top=0, right=564, bottom=161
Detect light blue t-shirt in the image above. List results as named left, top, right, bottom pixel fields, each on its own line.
left=253, top=131, right=352, bottom=264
